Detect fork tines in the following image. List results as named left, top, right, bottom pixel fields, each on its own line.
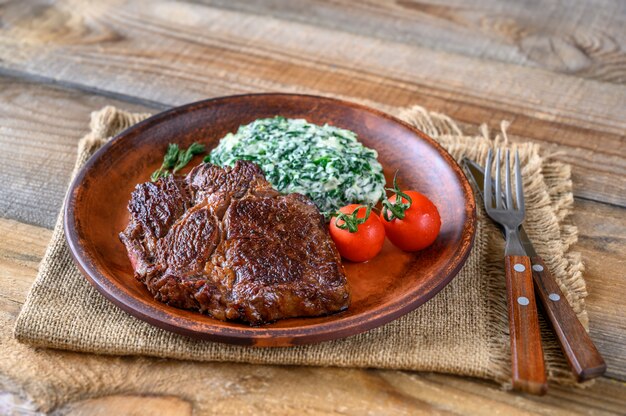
left=484, top=149, right=524, bottom=216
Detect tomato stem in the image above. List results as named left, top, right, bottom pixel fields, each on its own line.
left=382, top=171, right=412, bottom=222
left=331, top=205, right=372, bottom=233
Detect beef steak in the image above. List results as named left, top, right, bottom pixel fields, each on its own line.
left=119, top=160, right=350, bottom=324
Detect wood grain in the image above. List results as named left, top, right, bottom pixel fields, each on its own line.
left=0, top=220, right=50, bottom=317
left=58, top=395, right=192, bottom=416
left=504, top=255, right=547, bottom=394
left=532, top=256, right=606, bottom=381
left=572, top=199, right=626, bottom=380
left=0, top=0, right=625, bottom=206
left=1, top=218, right=625, bottom=414
left=0, top=77, right=152, bottom=229
left=197, top=0, right=626, bottom=84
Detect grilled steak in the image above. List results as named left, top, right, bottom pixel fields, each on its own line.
left=119, top=160, right=350, bottom=324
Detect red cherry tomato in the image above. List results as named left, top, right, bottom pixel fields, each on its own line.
left=329, top=204, right=385, bottom=262
left=380, top=191, right=441, bottom=251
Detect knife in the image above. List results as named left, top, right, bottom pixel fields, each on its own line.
left=462, top=157, right=606, bottom=382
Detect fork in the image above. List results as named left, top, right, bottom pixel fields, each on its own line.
left=484, top=149, right=548, bottom=395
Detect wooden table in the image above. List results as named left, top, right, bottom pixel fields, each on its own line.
left=1, top=1, right=625, bottom=414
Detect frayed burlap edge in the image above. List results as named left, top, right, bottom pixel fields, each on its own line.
left=399, top=107, right=588, bottom=387
left=11, top=104, right=590, bottom=394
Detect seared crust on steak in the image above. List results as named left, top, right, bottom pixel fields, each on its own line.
left=119, top=160, right=350, bottom=324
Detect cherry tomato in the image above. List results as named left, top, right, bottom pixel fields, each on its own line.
left=329, top=204, right=385, bottom=262
left=380, top=191, right=441, bottom=251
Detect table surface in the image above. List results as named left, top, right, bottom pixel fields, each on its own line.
left=0, top=0, right=625, bottom=414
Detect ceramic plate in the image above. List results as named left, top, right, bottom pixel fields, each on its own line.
left=64, top=94, right=476, bottom=346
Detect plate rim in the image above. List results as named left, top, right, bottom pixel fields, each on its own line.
left=64, top=93, right=477, bottom=346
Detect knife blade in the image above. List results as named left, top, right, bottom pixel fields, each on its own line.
left=461, top=157, right=606, bottom=382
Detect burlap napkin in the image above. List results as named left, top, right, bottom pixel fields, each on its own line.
left=12, top=105, right=587, bottom=391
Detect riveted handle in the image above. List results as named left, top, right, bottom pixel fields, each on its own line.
left=530, top=256, right=606, bottom=381
left=505, top=255, right=547, bottom=395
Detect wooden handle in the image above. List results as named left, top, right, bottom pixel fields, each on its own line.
left=505, top=255, right=547, bottom=395
left=531, top=257, right=606, bottom=381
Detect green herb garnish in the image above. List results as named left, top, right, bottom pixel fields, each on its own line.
left=151, top=144, right=179, bottom=181
left=151, top=142, right=205, bottom=181
left=173, top=142, right=206, bottom=173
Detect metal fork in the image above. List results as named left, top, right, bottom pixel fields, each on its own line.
left=484, top=149, right=547, bottom=395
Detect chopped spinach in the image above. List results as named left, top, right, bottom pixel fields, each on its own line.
left=209, top=116, right=385, bottom=213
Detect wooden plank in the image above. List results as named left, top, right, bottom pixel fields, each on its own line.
left=0, top=0, right=625, bottom=206
left=55, top=375, right=626, bottom=416
left=572, top=199, right=626, bottom=380
left=0, top=220, right=50, bottom=317
left=457, top=122, right=626, bottom=208
left=390, top=373, right=626, bottom=416
left=196, top=0, right=626, bottom=85
left=1, top=218, right=625, bottom=414
left=58, top=395, right=192, bottom=416
left=1, top=0, right=623, bottom=135
left=1, top=75, right=624, bottom=232
left=0, top=77, right=152, bottom=229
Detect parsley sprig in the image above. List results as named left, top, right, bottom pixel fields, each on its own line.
left=151, top=142, right=205, bottom=181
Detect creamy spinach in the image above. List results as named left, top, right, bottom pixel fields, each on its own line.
left=208, top=116, right=385, bottom=213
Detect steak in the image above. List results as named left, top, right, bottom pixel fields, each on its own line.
left=119, top=160, right=350, bottom=324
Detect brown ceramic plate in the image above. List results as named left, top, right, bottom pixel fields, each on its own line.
left=64, top=94, right=476, bottom=346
